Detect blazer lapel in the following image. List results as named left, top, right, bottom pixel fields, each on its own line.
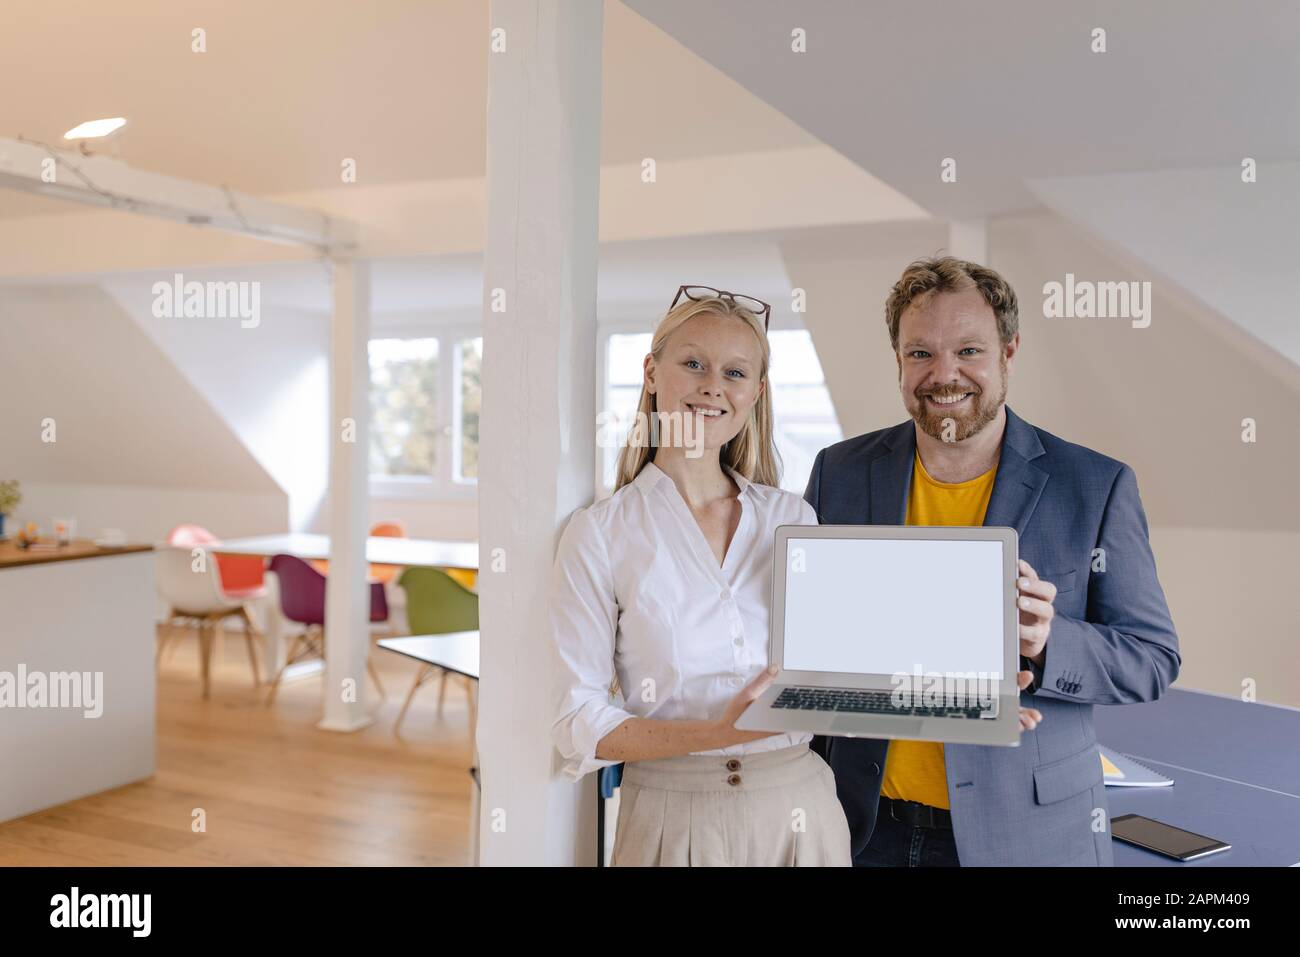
left=983, top=405, right=1049, bottom=535
left=868, top=421, right=916, bottom=525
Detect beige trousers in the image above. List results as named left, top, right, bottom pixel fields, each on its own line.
left=610, top=744, right=852, bottom=867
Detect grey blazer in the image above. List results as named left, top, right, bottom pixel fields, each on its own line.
left=805, top=405, right=1180, bottom=866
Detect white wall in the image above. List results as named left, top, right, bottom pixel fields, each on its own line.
left=102, top=274, right=330, bottom=532
left=1028, top=162, right=1300, bottom=379
left=8, top=482, right=287, bottom=545
left=0, top=284, right=282, bottom=492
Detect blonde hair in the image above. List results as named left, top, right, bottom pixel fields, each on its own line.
left=614, top=296, right=780, bottom=491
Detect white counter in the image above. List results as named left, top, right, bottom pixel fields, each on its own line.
left=0, top=548, right=156, bottom=823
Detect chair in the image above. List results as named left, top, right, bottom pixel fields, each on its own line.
left=264, top=554, right=388, bottom=704
left=167, top=523, right=265, bottom=595
left=155, top=545, right=264, bottom=697
left=309, top=520, right=407, bottom=582
left=393, top=566, right=480, bottom=731
left=366, top=521, right=407, bottom=585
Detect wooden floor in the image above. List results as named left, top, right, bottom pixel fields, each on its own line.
left=0, top=625, right=475, bottom=866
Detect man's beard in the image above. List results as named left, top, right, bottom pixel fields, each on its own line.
left=905, top=355, right=1008, bottom=443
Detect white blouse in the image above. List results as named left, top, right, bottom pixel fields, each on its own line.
left=549, top=461, right=817, bottom=779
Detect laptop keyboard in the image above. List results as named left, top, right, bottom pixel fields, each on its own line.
left=772, top=687, right=992, bottom=719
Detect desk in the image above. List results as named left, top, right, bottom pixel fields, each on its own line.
left=378, top=633, right=480, bottom=681
left=1095, top=688, right=1300, bottom=866
left=212, top=535, right=477, bottom=679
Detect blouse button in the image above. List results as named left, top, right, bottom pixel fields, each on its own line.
left=726, top=773, right=742, bottom=787
left=733, top=636, right=743, bottom=647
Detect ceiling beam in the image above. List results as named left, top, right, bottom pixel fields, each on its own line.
left=0, top=136, right=357, bottom=251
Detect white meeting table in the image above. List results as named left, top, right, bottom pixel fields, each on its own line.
left=212, top=533, right=478, bottom=571
left=211, top=534, right=478, bottom=681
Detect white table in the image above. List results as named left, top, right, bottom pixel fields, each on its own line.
left=212, top=533, right=478, bottom=570
left=211, top=534, right=478, bottom=681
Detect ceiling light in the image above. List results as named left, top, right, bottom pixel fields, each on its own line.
left=63, top=117, right=127, bottom=140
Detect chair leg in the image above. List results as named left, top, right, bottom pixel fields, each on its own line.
left=265, top=632, right=304, bottom=705
left=157, top=616, right=189, bottom=667
left=198, top=619, right=214, bottom=699
left=156, top=617, right=176, bottom=667
left=394, top=663, right=435, bottom=735
left=466, top=678, right=479, bottom=753
left=367, top=656, right=387, bottom=701
left=238, top=606, right=261, bottom=686
left=437, top=668, right=449, bottom=718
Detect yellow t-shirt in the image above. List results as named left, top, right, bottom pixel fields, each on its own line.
left=879, top=452, right=998, bottom=810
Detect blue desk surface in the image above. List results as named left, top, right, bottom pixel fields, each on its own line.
left=1095, top=688, right=1300, bottom=867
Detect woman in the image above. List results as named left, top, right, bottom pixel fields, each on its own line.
left=549, top=286, right=852, bottom=866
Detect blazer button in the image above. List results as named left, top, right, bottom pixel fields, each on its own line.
left=869, top=763, right=881, bottom=776
left=727, top=773, right=742, bottom=786
left=725, top=758, right=741, bottom=772
left=1056, top=677, right=1067, bottom=690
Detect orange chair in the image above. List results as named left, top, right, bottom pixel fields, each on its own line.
left=311, top=521, right=407, bottom=582
left=167, top=524, right=265, bottom=596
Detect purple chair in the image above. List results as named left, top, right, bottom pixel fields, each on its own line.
left=265, top=554, right=388, bottom=703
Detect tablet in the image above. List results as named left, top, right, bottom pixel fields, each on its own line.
left=1111, top=814, right=1231, bottom=861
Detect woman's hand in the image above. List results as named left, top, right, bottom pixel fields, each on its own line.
left=714, top=665, right=783, bottom=745
left=1017, top=670, right=1044, bottom=731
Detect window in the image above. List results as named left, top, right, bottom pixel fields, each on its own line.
left=457, top=337, right=482, bottom=480
left=369, top=333, right=480, bottom=498
left=766, top=329, right=843, bottom=494
left=369, top=338, right=439, bottom=477
left=599, top=328, right=841, bottom=495
left=601, top=333, right=652, bottom=490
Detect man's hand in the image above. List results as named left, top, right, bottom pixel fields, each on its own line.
left=1017, top=670, right=1043, bottom=731
left=1016, top=559, right=1056, bottom=667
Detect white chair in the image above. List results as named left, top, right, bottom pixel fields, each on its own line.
left=156, top=545, right=265, bottom=698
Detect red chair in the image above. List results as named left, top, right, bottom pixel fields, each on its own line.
left=264, top=554, right=388, bottom=703
left=167, top=524, right=265, bottom=596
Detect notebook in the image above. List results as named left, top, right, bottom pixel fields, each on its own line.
left=1100, top=744, right=1173, bottom=787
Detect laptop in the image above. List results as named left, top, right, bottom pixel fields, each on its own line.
left=735, top=524, right=1022, bottom=746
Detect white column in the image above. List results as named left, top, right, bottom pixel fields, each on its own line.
left=477, top=0, right=603, bottom=866
left=948, top=218, right=989, bottom=265
left=319, top=257, right=374, bottom=732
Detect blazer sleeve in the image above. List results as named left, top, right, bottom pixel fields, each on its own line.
left=804, top=448, right=826, bottom=520
left=1032, top=464, right=1181, bottom=705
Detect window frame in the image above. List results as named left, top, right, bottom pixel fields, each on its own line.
left=368, top=322, right=481, bottom=502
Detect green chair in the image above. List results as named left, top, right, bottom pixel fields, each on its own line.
left=394, top=567, right=479, bottom=730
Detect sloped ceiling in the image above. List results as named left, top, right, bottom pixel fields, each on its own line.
left=623, top=0, right=1300, bottom=218
left=0, top=283, right=279, bottom=491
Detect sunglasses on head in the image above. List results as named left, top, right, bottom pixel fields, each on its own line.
left=670, top=285, right=771, bottom=330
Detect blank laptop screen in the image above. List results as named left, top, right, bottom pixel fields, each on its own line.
left=781, top=536, right=1005, bottom=678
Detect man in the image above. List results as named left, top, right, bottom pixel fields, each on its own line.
left=805, top=257, right=1180, bottom=866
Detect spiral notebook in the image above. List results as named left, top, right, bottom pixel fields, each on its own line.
left=1099, top=744, right=1173, bottom=787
